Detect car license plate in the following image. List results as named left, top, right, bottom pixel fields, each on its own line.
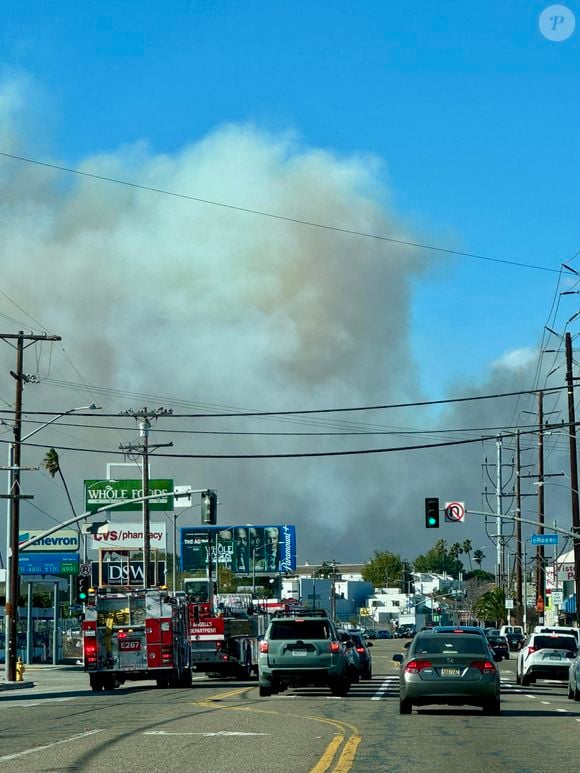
left=440, top=667, right=460, bottom=677
left=292, top=650, right=308, bottom=656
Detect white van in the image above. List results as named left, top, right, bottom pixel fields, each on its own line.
left=500, top=625, right=524, bottom=638
left=533, top=625, right=579, bottom=645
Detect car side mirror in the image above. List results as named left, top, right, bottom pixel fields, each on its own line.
left=392, top=653, right=403, bottom=663
left=403, top=641, right=411, bottom=650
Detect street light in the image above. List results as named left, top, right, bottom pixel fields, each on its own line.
left=4, top=404, right=100, bottom=682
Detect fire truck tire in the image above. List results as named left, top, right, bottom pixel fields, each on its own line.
left=259, top=685, right=272, bottom=697
left=90, top=675, right=104, bottom=692
left=156, top=676, right=171, bottom=688
left=177, top=670, right=192, bottom=688
left=237, top=646, right=254, bottom=680
left=103, top=676, right=116, bottom=691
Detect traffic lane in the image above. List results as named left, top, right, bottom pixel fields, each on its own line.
left=0, top=680, right=345, bottom=772
left=351, top=657, right=580, bottom=772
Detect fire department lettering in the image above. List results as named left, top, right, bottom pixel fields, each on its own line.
left=119, top=639, right=141, bottom=651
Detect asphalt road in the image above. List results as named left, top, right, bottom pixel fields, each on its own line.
left=1, top=640, right=579, bottom=772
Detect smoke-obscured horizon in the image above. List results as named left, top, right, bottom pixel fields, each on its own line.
left=0, top=77, right=571, bottom=571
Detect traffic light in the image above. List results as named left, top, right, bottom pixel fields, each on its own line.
left=201, top=489, right=218, bottom=524
left=77, top=576, right=90, bottom=602
left=425, top=497, right=440, bottom=528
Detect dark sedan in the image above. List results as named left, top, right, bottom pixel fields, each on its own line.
left=349, top=631, right=373, bottom=679
left=487, top=635, right=509, bottom=661
left=505, top=632, right=525, bottom=651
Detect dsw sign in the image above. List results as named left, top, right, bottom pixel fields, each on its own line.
left=91, top=561, right=166, bottom=586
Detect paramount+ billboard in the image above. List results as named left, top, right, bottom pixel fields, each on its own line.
left=181, top=525, right=296, bottom=575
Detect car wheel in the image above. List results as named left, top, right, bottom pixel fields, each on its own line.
left=258, top=685, right=272, bottom=697
left=329, top=677, right=350, bottom=697
left=574, top=684, right=580, bottom=702
left=568, top=682, right=574, bottom=700
left=504, top=653, right=509, bottom=660
left=482, top=697, right=501, bottom=715
left=399, top=698, right=412, bottom=714
left=364, top=668, right=372, bottom=680
left=521, top=674, right=531, bottom=687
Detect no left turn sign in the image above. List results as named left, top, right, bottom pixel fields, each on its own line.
left=444, top=501, right=465, bottom=523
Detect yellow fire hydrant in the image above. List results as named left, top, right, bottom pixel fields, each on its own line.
left=16, top=656, right=25, bottom=682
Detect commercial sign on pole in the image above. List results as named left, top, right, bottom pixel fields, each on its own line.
left=89, top=522, right=167, bottom=550
left=84, top=479, right=174, bottom=513
left=19, top=552, right=79, bottom=575
left=18, top=529, right=80, bottom=553
left=90, top=561, right=166, bottom=587
left=558, top=563, right=576, bottom=581
left=181, top=524, right=297, bottom=574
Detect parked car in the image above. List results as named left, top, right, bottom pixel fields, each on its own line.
left=486, top=635, right=510, bottom=661
left=338, top=631, right=361, bottom=683
left=376, top=629, right=392, bottom=640
left=392, top=631, right=501, bottom=714
left=348, top=630, right=373, bottom=680
left=567, top=648, right=580, bottom=701
left=500, top=625, right=524, bottom=638
left=258, top=609, right=352, bottom=697
left=484, top=627, right=501, bottom=639
left=516, top=632, right=577, bottom=686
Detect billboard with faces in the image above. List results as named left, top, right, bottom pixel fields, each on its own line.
left=180, top=524, right=296, bottom=574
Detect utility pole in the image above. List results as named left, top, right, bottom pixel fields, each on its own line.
left=496, top=436, right=504, bottom=587
left=515, top=431, right=523, bottom=625
left=565, top=332, right=580, bottom=625
left=120, top=408, right=173, bottom=588
left=536, top=391, right=545, bottom=621
left=1, top=330, right=61, bottom=682
left=330, top=559, right=337, bottom=622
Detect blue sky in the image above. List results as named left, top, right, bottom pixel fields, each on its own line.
left=0, top=2, right=579, bottom=563
left=2, top=1, right=578, bottom=400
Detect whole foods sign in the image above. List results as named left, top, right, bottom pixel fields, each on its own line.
left=84, top=479, right=174, bottom=512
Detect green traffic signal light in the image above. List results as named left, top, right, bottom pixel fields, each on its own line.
left=425, top=497, right=440, bottom=528
left=77, top=576, right=90, bottom=602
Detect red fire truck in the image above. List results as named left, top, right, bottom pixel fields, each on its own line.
left=183, top=581, right=263, bottom=678
left=83, top=588, right=192, bottom=691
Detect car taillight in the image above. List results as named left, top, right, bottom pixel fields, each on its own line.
left=259, top=641, right=269, bottom=653
left=84, top=641, right=96, bottom=655
left=527, top=646, right=536, bottom=654
left=330, top=641, right=341, bottom=653
left=356, top=647, right=365, bottom=653
left=405, top=659, right=432, bottom=673
left=470, top=660, right=496, bottom=674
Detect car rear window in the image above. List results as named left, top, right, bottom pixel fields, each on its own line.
left=269, top=620, right=331, bottom=640
left=534, top=636, right=577, bottom=652
left=415, top=636, right=487, bottom=655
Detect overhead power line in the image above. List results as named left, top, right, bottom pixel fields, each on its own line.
left=0, top=150, right=563, bottom=275
left=0, top=384, right=567, bottom=419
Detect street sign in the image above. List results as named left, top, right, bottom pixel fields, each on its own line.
left=505, top=599, right=514, bottom=609
left=19, top=552, right=79, bottom=575
left=551, top=591, right=564, bottom=605
left=444, top=502, right=465, bottom=523
left=79, top=563, right=92, bottom=576
left=531, top=534, right=559, bottom=546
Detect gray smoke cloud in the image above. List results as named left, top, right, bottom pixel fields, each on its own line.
left=1, top=76, right=567, bottom=571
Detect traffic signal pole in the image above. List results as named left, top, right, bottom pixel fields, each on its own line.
left=565, top=333, right=580, bottom=625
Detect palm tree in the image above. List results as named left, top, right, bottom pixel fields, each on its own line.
left=449, top=543, right=463, bottom=561
left=42, top=447, right=77, bottom=518
left=473, top=586, right=506, bottom=626
left=473, top=549, right=486, bottom=569
left=462, top=539, right=473, bottom=572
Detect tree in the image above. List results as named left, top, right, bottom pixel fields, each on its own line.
left=449, top=543, right=463, bottom=562
left=473, top=586, right=506, bottom=626
left=413, top=541, right=464, bottom=578
left=462, top=540, right=473, bottom=572
left=473, top=549, right=486, bottom=569
left=362, top=551, right=403, bottom=587
left=42, top=448, right=77, bottom=517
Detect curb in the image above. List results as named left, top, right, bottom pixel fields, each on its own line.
left=0, top=680, right=36, bottom=691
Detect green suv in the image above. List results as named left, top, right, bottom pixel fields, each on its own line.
left=258, top=609, right=351, bottom=697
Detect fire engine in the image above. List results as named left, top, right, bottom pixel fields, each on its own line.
left=82, top=588, right=192, bottom=691
left=183, top=580, right=265, bottom=678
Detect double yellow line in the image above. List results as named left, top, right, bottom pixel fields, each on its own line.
left=194, top=687, right=361, bottom=772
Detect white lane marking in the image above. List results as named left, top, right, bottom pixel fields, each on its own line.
left=144, top=731, right=270, bottom=736
left=525, top=695, right=536, bottom=699
left=0, top=730, right=103, bottom=761
left=557, top=709, right=568, bottom=713
left=541, top=701, right=551, bottom=705
left=371, top=677, right=397, bottom=701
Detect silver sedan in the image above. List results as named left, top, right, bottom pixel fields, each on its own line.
left=568, top=649, right=580, bottom=701
left=393, top=632, right=501, bottom=714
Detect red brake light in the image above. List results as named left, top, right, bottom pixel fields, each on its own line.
left=84, top=641, right=96, bottom=655
left=528, top=646, right=536, bottom=654
left=471, top=660, right=496, bottom=673
left=405, top=659, right=432, bottom=673
left=259, top=640, right=269, bottom=653
left=356, top=647, right=365, bottom=653
left=118, top=631, right=127, bottom=639
left=330, top=641, right=341, bottom=653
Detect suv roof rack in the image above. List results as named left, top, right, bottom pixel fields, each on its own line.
left=271, top=607, right=329, bottom=619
